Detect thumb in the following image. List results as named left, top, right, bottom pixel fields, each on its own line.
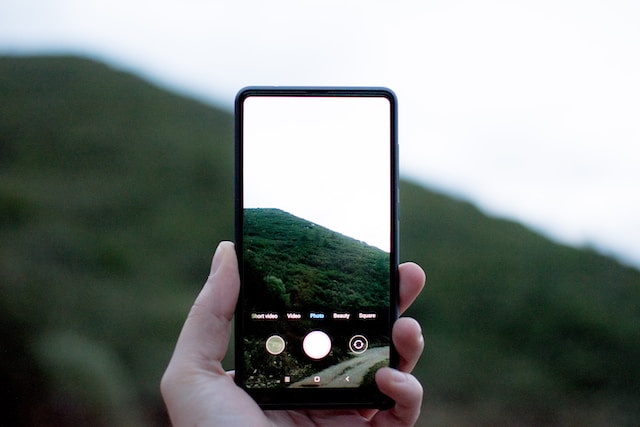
left=161, top=242, right=247, bottom=426
left=168, top=241, right=239, bottom=371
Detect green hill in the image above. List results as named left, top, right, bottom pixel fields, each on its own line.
left=401, top=181, right=640, bottom=425
left=1, top=56, right=639, bottom=426
left=243, top=207, right=390, bottom=310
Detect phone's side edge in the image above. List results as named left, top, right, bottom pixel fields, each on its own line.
left=384, top=87, right=400, bottom=410
left=388, top=87, right=400, bottom=372
left=233, top=88, right=248, bottom=389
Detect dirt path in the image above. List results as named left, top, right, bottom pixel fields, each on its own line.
left=290, top=346, right=389, bottom=388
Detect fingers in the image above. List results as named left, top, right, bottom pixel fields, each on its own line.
left=398, top=262, right=426, bottom=315
left=164, top=241, right=239, bottom=376
left=369, top=264, right=424, bottom=425
left=393, top=317, right=424, bottom=373
left=395, top=262, right=425, bottom=373
left=372, top=368, right=423, bottom=427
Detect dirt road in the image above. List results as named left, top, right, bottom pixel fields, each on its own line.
left=290, top=346, right=389, bottom=388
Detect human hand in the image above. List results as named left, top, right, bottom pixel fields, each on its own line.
left=161, top=241, right=426, bottom=426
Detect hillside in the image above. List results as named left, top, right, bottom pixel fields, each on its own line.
left=0, top=56, right=235, bottom=425
left=243, top=208, right=390, bottom=310
left=1, top=56, right=639, bottom=426
left=401, top=181, right=640, bottom=424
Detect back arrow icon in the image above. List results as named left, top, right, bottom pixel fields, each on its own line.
left=345, top=376, right=350, bottom=382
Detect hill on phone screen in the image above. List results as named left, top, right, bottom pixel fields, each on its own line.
left=243, top=208, right=390, bottom=311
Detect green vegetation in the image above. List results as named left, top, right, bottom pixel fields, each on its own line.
left=0, top=56, right=233, bottom=425
left=401, top=181, right=640, bottom=425
left=243, top=208, right=390, bottom=311
left=1, top=56, right=639, bottom=426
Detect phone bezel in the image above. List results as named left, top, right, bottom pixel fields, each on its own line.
left=234, top=86, right=399, bottom=409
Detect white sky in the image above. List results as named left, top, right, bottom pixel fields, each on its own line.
left=1, top=0, right=639, bottom=267
left=243, top=95, right=391, bottom=251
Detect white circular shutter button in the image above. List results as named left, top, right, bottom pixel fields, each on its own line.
left=302, top=330, right=332, bottom=360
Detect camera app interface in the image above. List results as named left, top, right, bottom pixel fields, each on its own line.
left=241, top=94, right=393, bottom=390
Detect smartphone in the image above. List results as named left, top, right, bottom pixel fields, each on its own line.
left=234, top=87, right=399, bottom=409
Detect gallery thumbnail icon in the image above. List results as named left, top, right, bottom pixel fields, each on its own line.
left=265, top=334, right=286, bottom=355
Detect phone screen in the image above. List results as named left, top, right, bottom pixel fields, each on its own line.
left=235, top=87, right=398, bottom=408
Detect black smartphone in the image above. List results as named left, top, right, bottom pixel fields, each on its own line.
left=234, top=87, right=399, bottom=409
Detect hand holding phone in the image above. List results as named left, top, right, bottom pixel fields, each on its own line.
left=161, top=87, right=426, bottom=425
left=161, top=241, right=426, bottom=426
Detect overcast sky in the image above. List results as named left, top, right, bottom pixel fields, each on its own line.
left=243, top=95, right=391, bottom=251
left=1, top=0, right=639, bottom=267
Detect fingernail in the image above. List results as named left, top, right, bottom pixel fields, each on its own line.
left=210, top=242, right=226, bottom=275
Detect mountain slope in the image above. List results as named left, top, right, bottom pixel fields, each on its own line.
left=1, top=56, right=639, bottom=426
left=1, top=56, right=235, bottom=425
left=401, top=180, right=640, bottom=424
left=243, top=208, right=390, bottom=310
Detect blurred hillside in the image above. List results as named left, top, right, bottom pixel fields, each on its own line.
left=1, top=56, right=639, bottom=426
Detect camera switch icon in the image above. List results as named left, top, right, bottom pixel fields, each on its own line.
left=348, top=335, right=368, bottom=354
